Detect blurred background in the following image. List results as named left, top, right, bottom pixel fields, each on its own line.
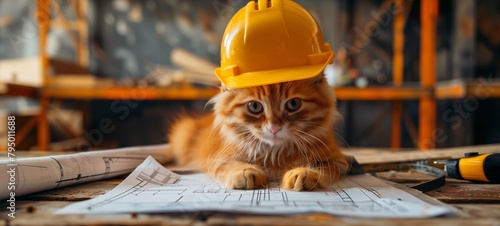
left=0, top=0, right=499, bottom=151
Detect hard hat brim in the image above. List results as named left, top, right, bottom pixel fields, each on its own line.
left=215, top=51, right=333, bottom=89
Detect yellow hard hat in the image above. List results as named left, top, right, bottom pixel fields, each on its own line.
left=215, top=0, right=334, bottom=89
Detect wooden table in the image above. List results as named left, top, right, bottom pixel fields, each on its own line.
left=2, top=148, right=500, bottom=225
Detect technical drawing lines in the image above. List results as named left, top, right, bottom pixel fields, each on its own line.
left=325, top=188, right=354, bottom=202
left=56, top=157, right=451, bottom=218
left=136, top=167, right=180, bottom=186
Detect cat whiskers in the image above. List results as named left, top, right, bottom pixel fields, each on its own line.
left=269, top=145, right=286, bottom=168
left=290, top=133, right=312, bottom=166
left=300, top=124, right=351, bottom=175
left=291, top=137, right=325, bottom=190
left=293, top=129, right=343, bottom=188
left=303, top=124, right=351, bottom=150
left=291, top=132, right=325, bottom=190
left=301, top=126, right=347, bottom=178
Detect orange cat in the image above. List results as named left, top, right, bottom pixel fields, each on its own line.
left=168, top=73, right=348, bottom=191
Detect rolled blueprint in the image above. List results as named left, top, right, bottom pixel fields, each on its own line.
left=0, top=144, right=172, bottom=199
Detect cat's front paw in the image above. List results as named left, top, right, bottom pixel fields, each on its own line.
left=282, top=167, right=326, bottom=191
left=225, top=165, right=268, bottom=190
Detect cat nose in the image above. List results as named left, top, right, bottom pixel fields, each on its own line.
left=266, top=125, right=282, bottom=135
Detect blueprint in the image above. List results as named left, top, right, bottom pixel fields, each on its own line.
left=0, top=144, right=172, bottom=199
left=56, top=156, right=450, bottom=218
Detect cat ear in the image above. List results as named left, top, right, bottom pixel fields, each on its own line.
left=312, top=73, right=325, bottom=85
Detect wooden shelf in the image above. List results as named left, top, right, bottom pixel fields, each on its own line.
left=436, top=79, right=500, bottom=99
left=44, top=86, right=220, bottom=100
left=467, top=80, right=500, bottom=98
left=0, top=83, right=38, bottom=98
left=43, top=80, right=500, bottom=101
left=334, top=86, right=429, bottom=101
left=42, top=85, right=433, bottom=101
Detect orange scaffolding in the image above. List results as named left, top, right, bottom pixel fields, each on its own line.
left=34, top=0, right=499, bottom=151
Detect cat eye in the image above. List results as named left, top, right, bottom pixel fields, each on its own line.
left=247, top=101, right=263, bottom=114
left=285, top=98, right=302, bottom=112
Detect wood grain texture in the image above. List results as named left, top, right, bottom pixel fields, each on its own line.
left=2, top=201, right=196, bottom=226
left=453, top=204, right=500, bottom=218
left=345, top=144, right=500, bottom=164
left=0, top=83, right=38, bottom=98
left=2, top=176, right=499, bottom=225
left=4, top=148, right=500, bottom=225
left=3, top=203, right=500, bottom=226
left=205, top=216, right=500, bottom=226
left=426, top=184, right=500, bottom=203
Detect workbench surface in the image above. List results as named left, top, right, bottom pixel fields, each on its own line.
left=2, top=148, right=500, bottom=226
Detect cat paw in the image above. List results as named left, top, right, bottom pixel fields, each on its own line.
left=282, top=167, right=326, bottom=191
left=225, top=166, right=268, bottom=190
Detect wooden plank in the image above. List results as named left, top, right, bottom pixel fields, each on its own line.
left=466, top=79, right=500, bottom=98
left=40, top=78, right=500, bottom=101
left=206, top=216, right=499, bottom=226
left=346, top=144, right=497, bottom=164
left=43, top=86, right=433, bottom=101
left=0, top=83, right=37, bottom=98
left=4, top=200, right=499, bottom=226
left=47, top=75, right=112, bottom=88
left=49, top=59, right=88, bottom=74
left=426, top=184, right=500, bottom=204
left=436, top=80, right=467, bottom=99
left=453, top=204, right=500, bottom=218
left=6, top=147, right=500, bottom=225
left=5, top=201, right=196, bottom=226
left=6, top=201, right=499, bottom=226
left=436, top=79, right=500, bottom=99
left=3, top=156, right=499, bottom=225
left=345, top=143, right=500, bottom=164
left=0, top=58, right=42, bottom=87
left=334, top=86, right=428, bottom=100
left=0, top=83, right=6, bottom=94
left=170, top=48, right=218, bottom=77
left=44, top=86, right=220, bottom=100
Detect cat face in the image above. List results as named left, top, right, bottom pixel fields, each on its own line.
left=212, top=74, right=337, bottom=149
